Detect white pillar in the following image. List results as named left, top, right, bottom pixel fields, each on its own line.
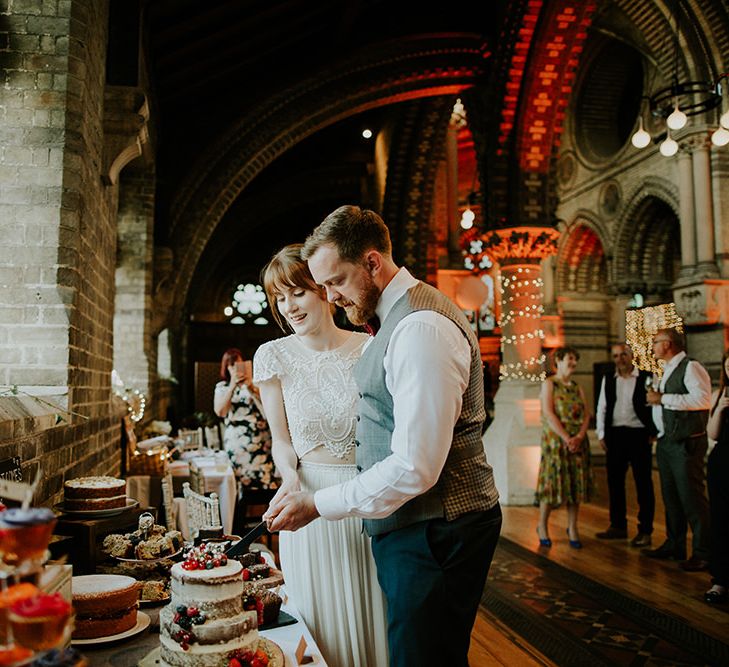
left=677, top=147, right=697, bottom=277
left=692, top=141, right=719, bottom=277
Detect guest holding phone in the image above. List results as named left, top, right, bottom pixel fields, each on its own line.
left=705, top=349, right=729, bottom=603
left=214, top=348, right=277, bottom=492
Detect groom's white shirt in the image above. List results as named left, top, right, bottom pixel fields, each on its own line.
left=314, top=267, right=472, bottom=520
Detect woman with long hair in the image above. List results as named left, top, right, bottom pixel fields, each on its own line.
left=535, top=346, right=593, bottom=549
left=705, top=348, right=729, bottom=603
left=253, top=244, right=387, bottom=665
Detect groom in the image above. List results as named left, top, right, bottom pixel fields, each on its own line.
left=265, top=205, right=501, bottom=667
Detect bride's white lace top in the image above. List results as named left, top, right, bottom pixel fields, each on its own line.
left=253, top=332, right=368, bottom=460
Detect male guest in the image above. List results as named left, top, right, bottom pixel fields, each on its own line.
left=265, top=205, right=502, bottom=667
left=595, top=343, right=656, bottom=547
left=644, top=328, right=712, bottom=571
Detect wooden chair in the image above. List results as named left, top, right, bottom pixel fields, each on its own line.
left=182, top=482, right=222, bottom=540
left=204, top=425, right=222, bottom=450
left=161, top=472, right=176, bottom=531
left=189, top=462, right=204, bottom=495
left=178, top=427, right=203, bottom=452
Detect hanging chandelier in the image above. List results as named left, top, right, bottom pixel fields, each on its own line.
left=631, top=0, right=728, bottom=155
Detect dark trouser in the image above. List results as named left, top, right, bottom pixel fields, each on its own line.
left=707, top=442, right=729, bottom=586
left=371, top=505, right=502, bottom=667
left=605, top=426, right=654, bottom=534
left=656, top=434, right=711, bottom=560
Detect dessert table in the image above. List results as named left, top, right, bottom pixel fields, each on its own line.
left=77, top=588, right=328, bottom=666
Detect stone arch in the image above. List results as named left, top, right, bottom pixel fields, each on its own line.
left=557, top=216, right=608, bottom=295
left=613, top=179, right=681, bottom=297
left=167, top=35, right=487, bottom=322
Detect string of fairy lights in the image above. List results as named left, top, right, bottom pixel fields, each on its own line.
left=498, top=267, right=547, bottom=382
left=625, top=303, right=684, bottom=376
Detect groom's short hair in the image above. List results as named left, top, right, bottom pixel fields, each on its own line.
left=302, top=205, right=392, bottom=264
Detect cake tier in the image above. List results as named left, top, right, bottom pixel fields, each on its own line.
left=160, top=606, right=257, bottom=645
left=73, top=606, right=137, bottom=639
left=169, top=561, right=244, bottom=610
left=64, top=494, right=126, bottom=510
left=64, top=477, right=126, bottom=499
left=72, top=575, right=140, bottom=615
left=159, top=631, right=258, bottom=667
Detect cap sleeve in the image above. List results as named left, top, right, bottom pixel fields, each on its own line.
left=253, top=342, right=281, bottom=383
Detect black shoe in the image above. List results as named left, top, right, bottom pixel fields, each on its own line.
left=704, top=588, right=728, bottom=604
left=596, top=527, right=627, bottom=539
left=679, top=556, right=710, bottom=572
left=642, top=543, right=685, bottom=560
left=630, top=532, right=652, bottom=548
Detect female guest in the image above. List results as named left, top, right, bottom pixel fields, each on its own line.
left=705, top=349, right=729, bottom=604
left=254, top=244, right=388, bottom=666
left=536, top=346, right=593, bottom=548
left=214, top=348, right=277, bottom=491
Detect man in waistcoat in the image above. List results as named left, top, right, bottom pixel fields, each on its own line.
left=644, top=328, right=712, bottom=571
left=265, top=205, right=502, bottom=667
left=595, top=343, right=656, bottom=547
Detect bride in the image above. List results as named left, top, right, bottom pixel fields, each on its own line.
left=254, top=244, right=388, bottom=667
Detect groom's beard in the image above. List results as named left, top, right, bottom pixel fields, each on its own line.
left=340, top=274, right=380, bottom=326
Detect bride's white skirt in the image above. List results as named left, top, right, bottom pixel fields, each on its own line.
left=280, top=461, right=388, bottom=667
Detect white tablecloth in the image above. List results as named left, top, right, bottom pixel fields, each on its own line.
left=127, top=455, right=237, bottom=539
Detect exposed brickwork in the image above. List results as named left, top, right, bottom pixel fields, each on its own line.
left=0, top=0, right=124, bottom=504
left=114, top=167, right=156, bottom=394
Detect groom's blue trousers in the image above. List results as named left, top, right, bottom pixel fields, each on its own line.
left=370, top=504, right=502, bottom=667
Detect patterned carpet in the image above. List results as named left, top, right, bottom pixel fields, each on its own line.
left=481, top=539, right=729, bottom=667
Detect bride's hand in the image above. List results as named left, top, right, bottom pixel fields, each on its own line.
left=264, top=478, right=300, bottom=521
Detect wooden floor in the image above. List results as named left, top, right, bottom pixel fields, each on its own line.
left=468, top=465, right=727, bottom=666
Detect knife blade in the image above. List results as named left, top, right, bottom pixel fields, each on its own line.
left=225, top=520, right=268, bottom=558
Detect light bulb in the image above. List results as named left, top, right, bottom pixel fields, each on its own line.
left=659, top=132, right=679, bottom=156
left=631, top=126, right=651, bottom=148
left=720, top=110, right=729, bottom=129
left=460, top=207, right=475, bottom=230
left=711, top=126, right=729, bottom=146
left=666, top=102, right=687, bottom=130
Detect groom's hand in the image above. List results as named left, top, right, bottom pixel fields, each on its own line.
left=264, top=491, right=319, bottom=532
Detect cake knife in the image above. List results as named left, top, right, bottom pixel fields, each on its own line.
left=225, top=520, right=268, bottom=557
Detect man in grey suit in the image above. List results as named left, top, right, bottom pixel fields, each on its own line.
left=644, top=328, right=711, bottom=571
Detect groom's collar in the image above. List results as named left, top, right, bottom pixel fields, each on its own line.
left=375, top=267, right=417, bottom=324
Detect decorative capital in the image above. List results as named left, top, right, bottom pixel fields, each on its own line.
left=482, top=226, right=560, bottom=261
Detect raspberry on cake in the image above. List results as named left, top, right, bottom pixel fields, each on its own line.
left=63, top=477, right=127, bottom=511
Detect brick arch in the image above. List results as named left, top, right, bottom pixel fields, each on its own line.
left=613, top=179, right=680, bottom=296
left=557, top=217, right=608, bottom=294
left=167, top=35, right=488, bottom=321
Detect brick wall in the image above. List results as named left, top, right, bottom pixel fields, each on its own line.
left=0, top=0, right=125, bottom=505
left=114, top=167, right=155, bottom=395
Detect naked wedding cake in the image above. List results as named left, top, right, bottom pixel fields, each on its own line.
left=63, top=476, right=126, bottom=511
left=159, top=544, right=261, bottom=667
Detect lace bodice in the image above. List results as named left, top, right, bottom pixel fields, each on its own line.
left=253, top=332, right=368, bottom=459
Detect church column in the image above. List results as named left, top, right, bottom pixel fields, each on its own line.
left=445, top=125, right=462, bottom=265
left=677, top=146, right=697, bottom=278
left=692, top=140, right=719, bottom=277
left=482, top=226, right=559, bottom=504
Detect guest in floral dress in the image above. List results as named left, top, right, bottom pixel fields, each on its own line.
left=214, top=348, right=277, bottom=491
left=536, top=346, right=593, bottom=549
